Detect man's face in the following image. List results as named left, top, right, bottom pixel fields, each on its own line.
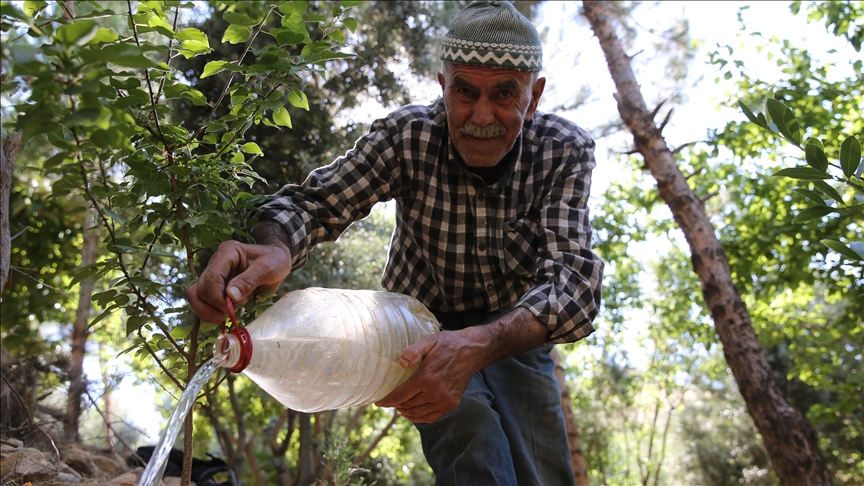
left=438, top=63, right=545, bottom=168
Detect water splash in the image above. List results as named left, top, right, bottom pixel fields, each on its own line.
left=138, top=356, right=226, bottom=486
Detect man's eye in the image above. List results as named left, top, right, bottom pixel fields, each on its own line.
left=456, top=87, right=472, bottom=96
left=499, top=91, right=513, bottom=99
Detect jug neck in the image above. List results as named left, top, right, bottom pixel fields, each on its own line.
left=214, top=328, right=252, bottom=373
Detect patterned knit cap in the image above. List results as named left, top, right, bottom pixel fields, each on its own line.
left=440, top=0, right=542, bottom=72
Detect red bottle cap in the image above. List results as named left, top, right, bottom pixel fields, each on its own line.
left=222, top=296, right=253, bottom=373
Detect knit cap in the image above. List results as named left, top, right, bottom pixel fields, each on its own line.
left=440, top=0, right=542, bottom=72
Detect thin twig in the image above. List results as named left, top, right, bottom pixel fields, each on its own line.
left=84, top=389, right=145, bottom=465
left=0, top=372, right=61, bottom=467
left=188, top=6, right=280, bottom=144
left=11, top=267, right=74, bottom=300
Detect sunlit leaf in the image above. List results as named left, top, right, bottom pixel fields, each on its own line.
left=811, top=180, right=844, bottom=203
left=288, top=88, right=309, bottom=111
left=273, top=106, right=292, bottom=128
left=22, top=0, right=47, bottom=17
left=241, top=142, right=263, bottom=155
left=202, top=60, right=228, bottom=78
left=222, top=24, right=251, bottom=44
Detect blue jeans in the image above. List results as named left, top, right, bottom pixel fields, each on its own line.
left=417, top=309, right=574, bottom=486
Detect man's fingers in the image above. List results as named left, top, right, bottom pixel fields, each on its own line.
left=186, top=282, right=229, bottom=324
left=398, top=403, right=445, bottom=424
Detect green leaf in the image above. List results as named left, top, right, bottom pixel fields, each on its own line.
left=792, top=206, right=836, bottom=223
left=223, top=24, right=251, bottom=44
left=821, top=239, right=864, bottom=262
left=328, top=28, right=345, bottom=43
left=55, top=20, right=99, bottom=46
left=766, top=99, right=801, bottom=146
left=148, top=14, right=174, bottom=37
left=87, top=28, right=120, bottom=45
left=70, top=264, right=101, bottom=287
left=90, top=305, right=123, bottom=329
left=176, top=28, right=207, bottom=43
left=272, top=106, right=292, bottom=128
left=773, top=167, right=832, bottom=181
left=342, top=17, right=357, bottom=33
left=104, top=208, right=125, bottom=223
left=340, top=0, right=362, bottom=6
left=804, top=142, right=829, bottom=172
left=277, top=0, right=307, bottom=16
left=23, top=0, right=47, bottom=17
left=177, top=39, right=211, bottom=59
left=185, top=214, right=208, bottom=227
left=224, top=11, right=256, bottom=26
left=793, top=188, right=828, bottom=205
left=839, top=136, right=861, bottom=179
left=274, top=29, right=306, bottom=46
left=241, top=142, right=263, bottom=155
left=202, top=60, right=228, bottom=78
left=811, top=180, right=844, bottom=203
left=125, top=315, right=149, bottom=336
left=288, top=88, right=309, bottom=111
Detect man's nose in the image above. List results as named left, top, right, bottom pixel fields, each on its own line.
left=469, top=97, right=496, bottom=127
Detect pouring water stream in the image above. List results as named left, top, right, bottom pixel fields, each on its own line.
left=138, top=356, right=226, bottom=486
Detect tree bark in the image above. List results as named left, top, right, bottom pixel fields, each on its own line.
left=0, top=132, right=22, bottom=293
left=64, top=207, right=98, bottom=443
left=551, top=348, right=589, bottom=486
left=581, top=2, right=831, bottom=484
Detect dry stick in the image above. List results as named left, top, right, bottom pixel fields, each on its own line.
left=352, top=412, right=401, bottom=466
left=84, top=390, right=145, bottom=466
left=0, top=372, right=61, bottom=467
left=580, top=2, right=831, bottom=484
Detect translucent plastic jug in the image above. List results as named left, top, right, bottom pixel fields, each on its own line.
left=213, top=288, right=440, bottom=412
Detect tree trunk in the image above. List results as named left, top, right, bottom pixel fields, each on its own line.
left=0, top=132, right=22, bottom=293
left=581, top=2, right=831, bottom=484
left=64, top=207, right=98, bottom=443
left=551, top=348, right=589, bottom=486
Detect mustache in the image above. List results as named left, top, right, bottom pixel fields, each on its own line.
left=459, top=121, right=507, bottom=139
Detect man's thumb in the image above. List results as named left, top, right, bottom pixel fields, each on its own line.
left=399, top=336, right=435, bottom=369
left=225, top=271, right=259, bottom=305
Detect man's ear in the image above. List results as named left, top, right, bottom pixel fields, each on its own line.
left=525, top=76, right=546, bottom=120
left=437, top=72, right=446, bottom=93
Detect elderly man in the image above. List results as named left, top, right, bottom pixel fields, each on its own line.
left=187, top=1, right=603, bottom=484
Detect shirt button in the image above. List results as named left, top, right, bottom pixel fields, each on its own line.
left=478, top=242, right=486, bottom=252
left=486, top=283, right=494, bottom=291
left=477, top=193, right=485, bottom=202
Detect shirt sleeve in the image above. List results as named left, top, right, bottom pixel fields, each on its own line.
left=516, top=137, right=604, bottom=344
left=255, top=117, right=403, bottom=270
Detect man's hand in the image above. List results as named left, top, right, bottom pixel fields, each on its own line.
left=376, top=308, right=550, bottom=423
left=186, top=240, right=292, bottom=323
left=375, top=329, right=489, bottom=423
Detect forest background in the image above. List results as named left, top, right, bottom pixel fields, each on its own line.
left=0, top=1, right=861, bottom=485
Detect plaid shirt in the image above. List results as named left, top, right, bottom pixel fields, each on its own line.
left=258, top=98, right=603, bottom=344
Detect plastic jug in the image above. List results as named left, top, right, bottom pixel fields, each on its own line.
left=213, top=288, right=440, bottom=412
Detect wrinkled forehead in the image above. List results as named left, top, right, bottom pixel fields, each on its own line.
left=442, top=62, right=537, bottom=87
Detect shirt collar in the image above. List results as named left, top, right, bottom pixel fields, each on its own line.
left=447, top=131, right=523, bottom=190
